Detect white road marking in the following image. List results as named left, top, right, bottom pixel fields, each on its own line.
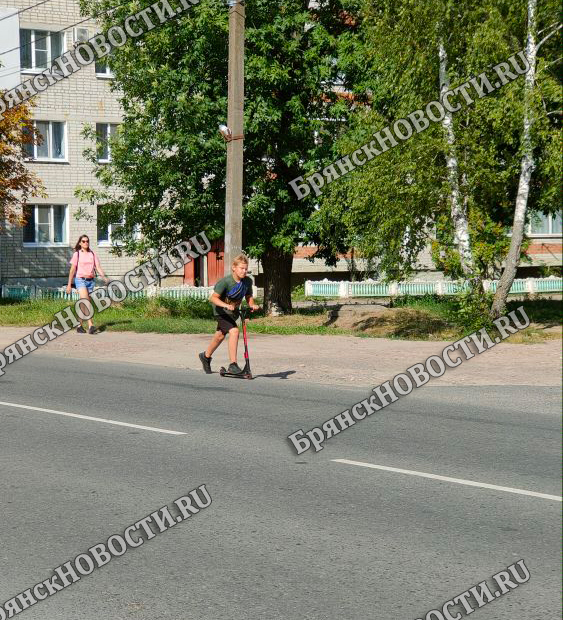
left=332, top=459, right=562, bottom=502
left=0, top=400, right=186, bottom=436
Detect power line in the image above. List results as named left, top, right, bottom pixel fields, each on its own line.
left=0, top=66, right=29, bottom=79
left=0, top=0, right=55, bottom=24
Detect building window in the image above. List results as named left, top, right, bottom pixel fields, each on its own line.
left=529, top=212, right=562, bottom=236
left=97, top=206, right=139, bottom=245
left=23, top=205, right=68, bottom=245
left=20, top=29, right=64, bottom=71
left=23, top=121, right=66, bottom=161
left=97, top=206, right=123, bottom=245
left=96, top=123, right=118, bottom=162
left=95, top=59, right=114, bottom=78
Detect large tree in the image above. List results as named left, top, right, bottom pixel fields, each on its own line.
left=312, top=0, right=560, bottom=311
left=79, top=0, right=360, bottom=314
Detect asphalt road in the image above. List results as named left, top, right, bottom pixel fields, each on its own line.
left=0, top=354, right=560, bottom=620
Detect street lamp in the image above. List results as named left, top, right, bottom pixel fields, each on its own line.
left=223, top=0, right=245, bottom=269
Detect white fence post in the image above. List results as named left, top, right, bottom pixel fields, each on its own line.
left=304, top=281, right=312, bottom=296
left=526, top=278, right=535, bottom=294
left=389, top=282, right=399, bottom=296
left=339, top=281, right=349, bottom=298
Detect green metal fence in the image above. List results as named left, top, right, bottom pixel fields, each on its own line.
left=535, top=277, right=562, bottom=293
left=1, top=285, right=214, bottom=302
left=443, top=281, right=471, bottom=295
left=2, top=278, right=561, bottom=301
left=1, top=285, right=34, bottom=300
left=398, top=281, right=437, bottom=296
left=39, top=289, right=80, bottom=301
left=508, top=279, right=527, bottom=294
left=308, top=281, right=340, bottom=296
left=306, top=277, right=562, bottom=298
left=152, top=286, right=213, bottom=300
left=349, top=281, right=390, bottom=296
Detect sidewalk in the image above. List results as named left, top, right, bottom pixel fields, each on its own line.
left=0, top=327, right=560, bottom=387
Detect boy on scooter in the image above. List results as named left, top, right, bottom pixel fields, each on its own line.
left=199, top=254, right=259, bottom=375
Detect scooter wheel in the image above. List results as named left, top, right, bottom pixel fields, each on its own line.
left=219, top=367, right=226, bottom=376
left=246, top=374, right=253, bottom=380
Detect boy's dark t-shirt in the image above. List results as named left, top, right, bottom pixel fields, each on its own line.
left=213, top=275, right=253, bottom=318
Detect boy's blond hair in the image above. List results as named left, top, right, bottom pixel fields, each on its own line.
left=232, top=253, right=249, bottom=267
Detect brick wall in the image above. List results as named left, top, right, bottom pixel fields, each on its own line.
left=0, top=0, right=137, bottom=285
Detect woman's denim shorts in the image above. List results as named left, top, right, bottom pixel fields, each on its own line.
left=74, top=277, right=95, bottom=293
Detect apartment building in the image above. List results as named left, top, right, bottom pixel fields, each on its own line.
left=0, top=0, right=137, bottom=287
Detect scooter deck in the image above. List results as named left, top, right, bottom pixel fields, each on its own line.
left=219, top=366, right=253, bottom=380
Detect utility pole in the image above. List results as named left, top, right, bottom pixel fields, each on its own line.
left=224, top=0, right=245, bottom=270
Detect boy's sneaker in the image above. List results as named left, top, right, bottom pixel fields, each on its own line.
left=76, top=326, right=86, bottom=334
left=227, top=362, right=243, bottom=375
left=88, top=326, right=96, bottom=335
left=199, top=352, right=212, bottom=374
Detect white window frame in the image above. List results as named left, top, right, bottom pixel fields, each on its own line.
left=24, top=120, right=68, bottom=162
left=20, top=29, right=65, bottom=73
left=97, top=219, right=125, bottom=247
left=527, top=212, right=562, bottom=237
left=97, top=207, right=140, bottom=246
left=95, top=58, right=115, bottom=78
left=72, top=27, right=90, bottom=44
left=22, top=204, right=69, bottom=247
left=96, top=123, right=118, bottom=163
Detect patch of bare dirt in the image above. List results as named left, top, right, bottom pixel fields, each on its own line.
left=326, top=305, right=456, bottom=339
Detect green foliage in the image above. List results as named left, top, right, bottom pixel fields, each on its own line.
left=311, top=113, right=443, bottom=278
left=313, top=0, right=561, bottom=282
left=291, top=283, right=306, bottom=300
left=535, top=265, right=561, bottom=278
left=452, top=289, right=495, bottom=332
left=393, top=294, right=454, bottom=317
left=431, top=210, right=528, bottom=280
left=77, top=0, right=361, bottom=268
left=1, top=295, right=559, bottom=342
left=0, top=298, right=70, bottom=324
left=122, top=296, right=214, bottom=319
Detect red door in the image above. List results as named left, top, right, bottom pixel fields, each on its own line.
left=207, top=239, right=224, bottom=286
left=184, top=258, right=196, bottom=285
left=183, top=238, right=224, bottom=286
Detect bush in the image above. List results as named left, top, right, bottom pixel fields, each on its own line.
left=450, top=290, right=495, bottom=332
left=291, top=283, right=305, bottom=300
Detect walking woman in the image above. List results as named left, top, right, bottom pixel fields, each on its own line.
left=66, top=235, right=109, bottom=334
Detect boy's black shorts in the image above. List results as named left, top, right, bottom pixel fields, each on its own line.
left=216, top=315, right=238, bottom=335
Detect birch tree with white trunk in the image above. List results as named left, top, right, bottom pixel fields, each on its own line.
left=314, top=0, right=561, bottom=317
left=489, top=0, right=560, bottom=318
left=439, top=39, right=476, bottom=281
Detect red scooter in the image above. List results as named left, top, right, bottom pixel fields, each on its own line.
left=219, top=306, right=253, bottom=380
